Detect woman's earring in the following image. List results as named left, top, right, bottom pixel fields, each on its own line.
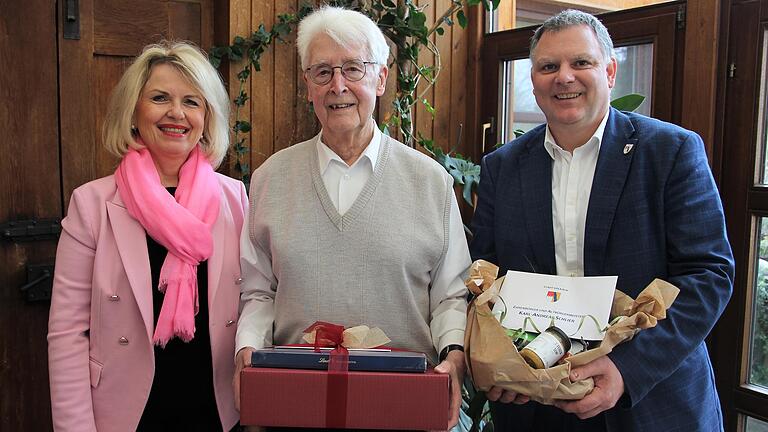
left=130, top=124, right=138, bottom=135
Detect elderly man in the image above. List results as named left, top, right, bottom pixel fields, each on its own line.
left=470, top=9, right=734, bottom=432
left=233, top=6, right=470, bottom=428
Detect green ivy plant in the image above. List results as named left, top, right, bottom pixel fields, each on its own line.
left=209, top=0, right=498, bottom=202
left=209, top=6, right=314, bottom=183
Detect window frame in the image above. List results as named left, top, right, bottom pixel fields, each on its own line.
left=475, top=1, right=684, bottom=161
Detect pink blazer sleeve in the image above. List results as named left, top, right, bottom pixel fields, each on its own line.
left=48, top=188, right=98, bottom=432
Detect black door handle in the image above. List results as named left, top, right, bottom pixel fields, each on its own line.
left=64, top=0, right=80, bottom=40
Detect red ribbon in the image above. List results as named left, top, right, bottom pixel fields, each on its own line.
left=302, top=321, right=349, bottom=427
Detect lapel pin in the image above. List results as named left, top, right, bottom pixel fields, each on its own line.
left=623, top=144, right=634, bottom=155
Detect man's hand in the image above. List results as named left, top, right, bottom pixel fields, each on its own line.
left=433, top=350, right=466, bottom=430
left=486, top=386, right=530, bottom=404
left=233, top=346, right=255, bottom=411
left=554, top=355, right=624, bottom=419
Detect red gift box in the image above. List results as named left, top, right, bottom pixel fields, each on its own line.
left=240, top=367, right=450, bottom=430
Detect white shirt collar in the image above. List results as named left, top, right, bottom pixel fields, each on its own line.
left=543, top=108, right=611, bottom=159
left=317, top=126, right=382, bottom=174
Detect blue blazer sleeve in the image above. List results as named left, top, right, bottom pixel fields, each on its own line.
left=606, top=125, right=734, bottom=406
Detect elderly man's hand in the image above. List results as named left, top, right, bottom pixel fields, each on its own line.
left=233, top=346, right=255, bottom=411
left=433, top=350, right=466, bottom=430
left=554, top=355, right=624, bottom=419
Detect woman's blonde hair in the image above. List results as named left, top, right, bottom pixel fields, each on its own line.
left=102, top=41, right=230, bottom=168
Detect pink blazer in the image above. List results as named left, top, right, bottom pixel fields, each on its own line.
left=48, top=174, right=248, bottom=432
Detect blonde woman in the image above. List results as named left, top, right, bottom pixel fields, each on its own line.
left=48, top=41, right=247, bottom=431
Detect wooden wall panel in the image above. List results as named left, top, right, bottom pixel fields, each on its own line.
left=249, top=0, right=275, bottom=168
left=415, top=0, right=437, bottom=154
left=434, top=0, right=455, bottom=153
left=273, top=0, right=299, bottom=153
left=228, top=1, right=472, bottom=171
left=451, top=9, right=470, bottom=158
left=378, top=40, right=399, bottom=135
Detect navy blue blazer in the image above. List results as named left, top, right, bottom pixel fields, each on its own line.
left=470, top=108, right=734, bottom=431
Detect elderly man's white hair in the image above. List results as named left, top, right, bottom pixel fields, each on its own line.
left=296, top=6, right=390, bottom=70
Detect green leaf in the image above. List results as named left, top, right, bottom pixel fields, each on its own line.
left=610, top=93, right=645, bottom=112
left=234, top=120, right=252, bottom=133
left=435, top=27, right=445, bottom=35
left=237, top=67, right=251, bottom=82
left=234, top=90, right=249, bottom=106
left=378, top=13, right=396, bottom=26
left=442, top=154, right=481, bottom=206
left=382, top=0, right=396, bottom=7
left=457, top=10, right=468, bottom=28
left=422, top=98, right=436, bottom=117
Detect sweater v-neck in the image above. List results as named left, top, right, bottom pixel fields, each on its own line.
left=310, top=133, right=391, bottom=231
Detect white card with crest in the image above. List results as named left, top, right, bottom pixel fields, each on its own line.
left=492, top=270, right=617, bottom=341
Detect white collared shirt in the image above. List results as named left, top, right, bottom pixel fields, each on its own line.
left=544, top=109, right=610, bottom=277
left=316, top=127, right=382, bottom=215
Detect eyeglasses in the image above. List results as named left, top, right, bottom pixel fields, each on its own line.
left=304, top=60, right=378, bottom=85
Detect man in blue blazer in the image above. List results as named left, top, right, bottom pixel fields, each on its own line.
left=470, top=9, right=734, bottom=431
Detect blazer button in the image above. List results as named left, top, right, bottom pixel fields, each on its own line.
left=118, top=337, right=129, bottom=345
left=235, top=277, right=243, bottom=285
left=108, top=294, right=120, bottom=301
left=226, top=320, right=235, bottom=327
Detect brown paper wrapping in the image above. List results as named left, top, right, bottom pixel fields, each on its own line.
left=464, top=260, right=680, bottom=405
left=302, top=325, right=392, bottom=349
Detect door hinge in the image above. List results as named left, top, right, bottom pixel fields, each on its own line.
left=1, top=219, right=61, bottom=242
left=728, top=63, right=736, bottom=78
left=20, top=263, right=54, bottom=302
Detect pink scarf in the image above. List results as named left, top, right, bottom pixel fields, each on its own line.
left=115, top=146, right=220, bottom=347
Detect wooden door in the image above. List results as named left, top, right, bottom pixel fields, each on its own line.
left=0, top=0, right=61, bottom=430
left=1, top=1, right=213, bottom=430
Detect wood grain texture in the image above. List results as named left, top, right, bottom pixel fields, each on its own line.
left=60, top=0, right=97, bottom=208
left=293, top=0, right=321, bottom=147
left=0, top=0, right=60, bottom=430
left=378, top=39, right=399, bottom=137
left=94, top=0, right=169, bottom=56
left=434, top=0, right=455, bottom=155
left=681, top=0, right=720, bottom=158
left=415, top=0, right=437, bottom=154
left=272, top=0, right=298, bottom=153
left=93, top=56, right=130, bottom=176
left=169, top=1, right=203, bottom=45
left=249, top=0, right=275, bottom=168
left=231, top=2, right=474, bottom=167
